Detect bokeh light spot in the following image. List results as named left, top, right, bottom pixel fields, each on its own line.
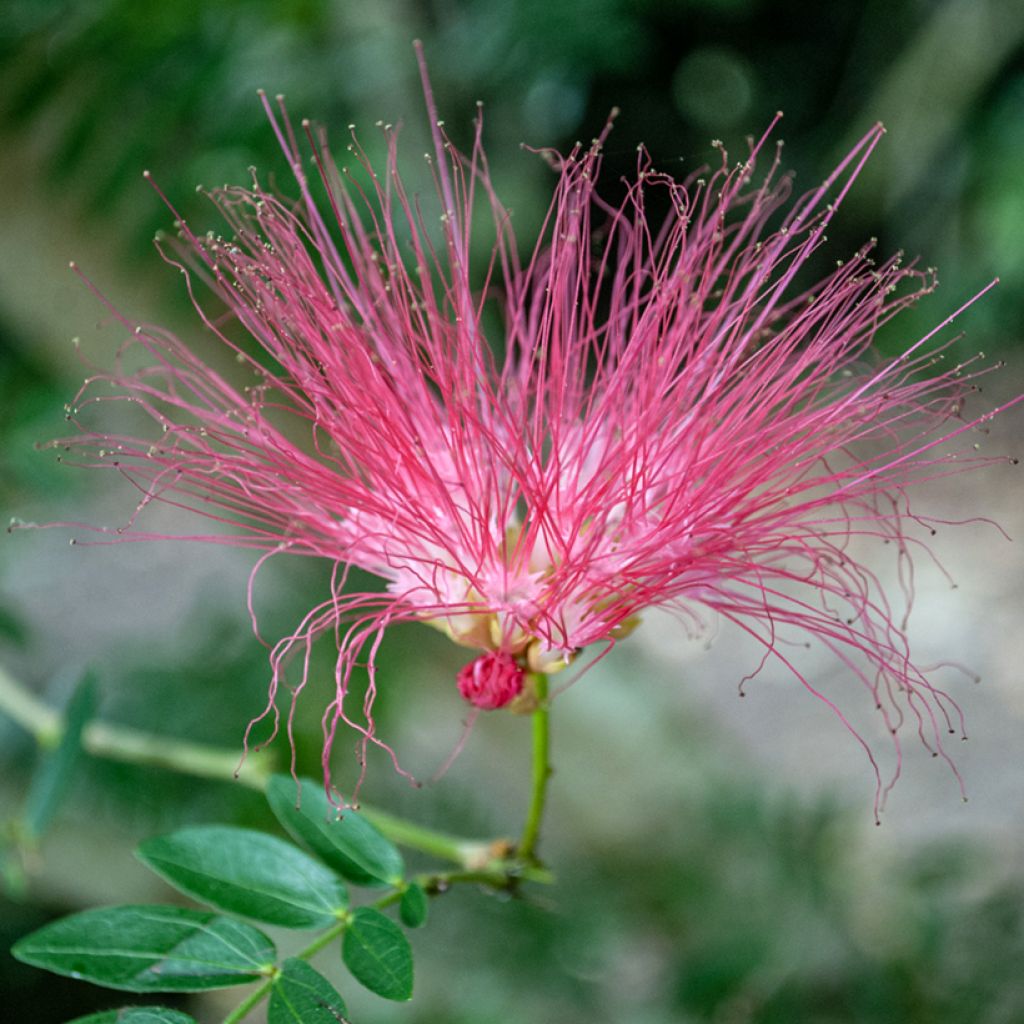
left=672, top=47, right=755, bottom=130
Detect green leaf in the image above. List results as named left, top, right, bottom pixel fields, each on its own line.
left=22, top=673, right=97, bottom=839
left=12, top=905, right=275, bottom=992
left=67, top=1009, right=197, bottom=1023
left=266, top=775, right=404, bottom=887
left=269, top=958, right=349, bottom=1023
left=342, top=907, right=413, bottom=1001
left=137, top=826, right=348, bottom=929
left=399, top=883, right=429, bottom=929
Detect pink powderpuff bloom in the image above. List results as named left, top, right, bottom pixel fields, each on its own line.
left=40, top=47, right=1019, bottom=813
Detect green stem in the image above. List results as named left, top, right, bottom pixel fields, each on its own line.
left=222, top=916, right=350, bottom=1024
left=222, top=859, right=553, bottom=1022
left=429, top=862, right=555, bottom=888
left=0, top=665, right=273, bottom=787
left=0, top=666, right=512, bottom=868
left=221, top=975, right=276, bottom=1024
left=0, top=665, right=59, bottom=744
left=3, top=665, right=560, bottom=1024
left=359, top=805, right=490, bottom=867
left=517, top=673, right=551, bottom=862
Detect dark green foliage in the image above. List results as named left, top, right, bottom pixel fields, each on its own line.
left=266, top=774, right=405, bottom=887
left=22, top=674, right=96, bottom=840
left=269, top=959, right=349, bottom=1024
left=12, top=905, right=275, bottom=991
left=342, top=907, right=414, bottom=1002
left=399, top=882, right=429, bottom=929
left=137, top=825, right=349, bottom=928
left=11, top=814, right=419, bottom=1019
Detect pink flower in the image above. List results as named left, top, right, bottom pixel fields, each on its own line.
left=45, top=47, right=1019, bottom=811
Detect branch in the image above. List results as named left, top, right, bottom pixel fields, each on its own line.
left=0, top=666, right=543, bottom=871
left=0, top=664, right=272, bottom=786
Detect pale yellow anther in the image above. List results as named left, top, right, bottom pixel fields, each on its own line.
left=609, top=615, right=642, bottom=641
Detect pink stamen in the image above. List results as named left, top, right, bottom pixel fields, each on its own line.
left=27, top=47, right=1021, bottom=809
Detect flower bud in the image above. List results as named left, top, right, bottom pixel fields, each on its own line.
left=456, top=651, right=525, bottom=710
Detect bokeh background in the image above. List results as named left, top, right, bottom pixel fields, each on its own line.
left=2, top=1, right=1023, bottom=1022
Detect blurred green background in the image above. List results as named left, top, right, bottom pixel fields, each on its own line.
left=2, top=1, right=1023, bottom=1022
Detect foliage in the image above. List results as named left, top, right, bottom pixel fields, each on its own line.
left=13, top=776, right=425, bottom=1019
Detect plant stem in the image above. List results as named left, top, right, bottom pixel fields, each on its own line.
left=222, top=860, right=553, bottom=1022
left=517, top=673, right=551, bottom=862
left=359, top=805, right=491, bottom=867
left=0, top=665, right=273, bottom=786
left=0, top=666, right=514, bottom=867
left=221, top=975, right=276, bottom=1024
left=428, top=862, right=555, bottom=888
left=0, top=670, right=557, bottom=1023
left=0, top=665, right=59, bottom=744
left=221, top=914, right=354, bottom=1024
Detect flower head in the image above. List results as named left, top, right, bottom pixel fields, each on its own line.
left=46, top=47, right=1019, bottom=812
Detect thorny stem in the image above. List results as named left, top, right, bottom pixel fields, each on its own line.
left=517, top=673, right=551, bottom=863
